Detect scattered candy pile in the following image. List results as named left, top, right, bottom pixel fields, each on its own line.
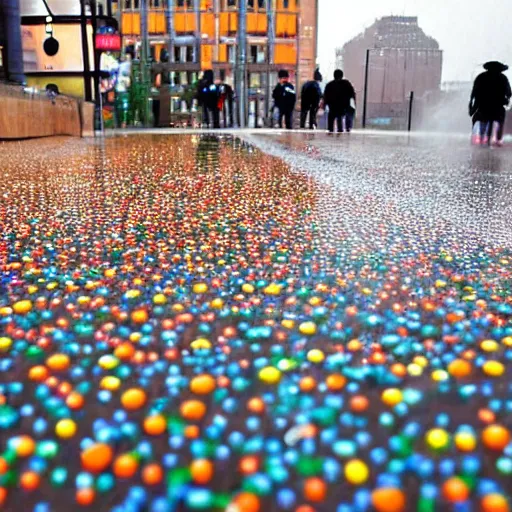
left=0, top=134, right=512, bottom=511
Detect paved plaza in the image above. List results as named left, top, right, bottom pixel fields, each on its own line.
left=0, top=132, right=511, bottom=511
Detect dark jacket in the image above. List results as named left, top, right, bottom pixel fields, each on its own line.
left=324, top=78, right=355, bottom=113
left=272, top=82, right=296, bottom=112
left=197, top=73, right=220, bottom=110
left=301, top=80, right=322, bottom=107
left=469, top=70, right=511, bottom=120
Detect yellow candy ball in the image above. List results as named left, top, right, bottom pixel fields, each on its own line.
left=299, top=322, right=317, bottom=336
left=345, top=459, right=369, bottom=485
left=480, top=340, right=499, bottom=352
left=153, top=293, right=167, bottom=305
left=407, top=363, right=423, bottom=377
left=454, top=431, right=477, bottom=452
left=483, top=361, right=505, bottom=377
left=0, top=337, right=12, bottom=352
left=258, top=367, right=282, bottom=385
left=12, top=300, right=32, bottom=315
left=55, top=419, right=77, bottom=439
left=264, top=283, right=282, bottom=296
left=210, top=298, right=224, bottom=309
left=191, top=338, right=212, bottom=350
left=381, top=388, right=403, bottom=406
left=100, top=376, right=121, bottom=391
left=98, top=355, right=119, bottom=370
left=307, top=349, right=325, bottom=363
left=502, top=336, right=512, bottom=347
left=425, top=428, right=450, bottom=451
left=281, top=319, right=295, bottom=329
left=432, top=370, right=449, bottom=382
left=242, top=283, right=255, bottom=294
left=192, top=283, right=208, bottom=294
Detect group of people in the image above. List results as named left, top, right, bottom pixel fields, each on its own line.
left=196, top=70, right=235, bottom=129
left=272, top=68, right=356, bottom=132
left=469, top=61, right=511, bottom=146
left=197, top=67, right=356, bottom=132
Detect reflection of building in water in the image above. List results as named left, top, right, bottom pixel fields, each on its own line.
left=336, top=16, right=442, bottom=129
left=119, top=0, right=318, bottom=126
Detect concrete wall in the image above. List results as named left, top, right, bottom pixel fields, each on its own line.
left=0, top=83, right=94, bottom=139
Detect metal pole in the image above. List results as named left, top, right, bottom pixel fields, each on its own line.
left=79, top=0, right=93, bottom=101
left=140, top=0, right=151, bottom=125
left=2, top=0, right=25, bottom=83
left=407, top=90, right=414, bottom=132
left=236, top=0, right=247, bottom=128
left=194, top=0, right=200, bottom=66
left=165, top=0, right=175, bottom=63
left=90, top=0, right=102, bottom=118
left=362, top=48, right=369, bottom=129
left=266, top=0, right=275, bottom=126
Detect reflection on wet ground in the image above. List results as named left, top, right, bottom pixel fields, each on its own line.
left=0, top=133, right=511, bottom=511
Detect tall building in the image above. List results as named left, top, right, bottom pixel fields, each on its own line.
left=337, top=16, right=442, bottom=127
left=118, top=0, right=318, bottom=124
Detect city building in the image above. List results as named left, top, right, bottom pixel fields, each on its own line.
left=118, top=0, right=318, bottom=125
left=337, top=16, right=442, bottom=128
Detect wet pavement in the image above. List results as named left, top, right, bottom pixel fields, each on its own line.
left=0, top=133, right=511, bottom=512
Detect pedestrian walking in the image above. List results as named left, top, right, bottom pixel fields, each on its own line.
left=323, top=69, right=356, bottom=133
left=469, top=61, right=511, bottom=146
left=272, top=70, right=296, bottom=129
left=197, top=70, right=221, bottom=129
left=300, top=69, right=323, bottom=129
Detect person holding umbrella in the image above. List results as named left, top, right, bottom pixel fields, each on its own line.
left=469, top=61, right=511, bottom=146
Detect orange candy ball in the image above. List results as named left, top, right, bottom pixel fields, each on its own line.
left=299, top=376, right=317, bottom=392
left=142, top=464, right=164, bottom=486
left=180, top=400, right=207, bottom=421
left=46, top=353, right=70, bottom=371
left=233, top=492, right=260, bottom=512
left=114, top=342, right=136, bottom=361
left=482, top=424, right=511, bottom=451
left=190, top=374, right=216, bottom=395
left=15, top=436, right=35, bottom=457
left=81, top=443, right=113, bottom=473
left=239, top=455, right=260, bottom=475
left=66, top=392, right=85, bottom=410
left=131, top=309, right=148, bottom=324
left=121, top=388, right=147, bottom=410
left=442, top=477, right=470, bottom=503
left=113, top=454, right=139, bottom=479
left=350, top=395, right=369, bottom=413
left=0, top=487, right=6, bottom=506
left=447, top=359, right=472, bottom=378
left=76, top=488, right=96, bottom=506
left=143, top=415, right=167, bottom=436
left=247, top=397, right=265, bottom=414
left=325, top=374, right=347, bottom=391
left=481, top=494, right=510, bottom=512
left=371, top=488, right=406, bottom=512
left=190, top=459, right=214, bottom=484
left=0, top=458, right=7, bottom=475
left=304, top=477, right=327, bottom=502
left=20, top=471, right=40, bottom=491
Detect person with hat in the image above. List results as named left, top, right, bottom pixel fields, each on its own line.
left=272, top=69, right=297, bottom=129
left=300, top=69, right=323, bottom=129
left=469, top=61, right=511, bottom=146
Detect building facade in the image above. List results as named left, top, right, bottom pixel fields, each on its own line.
left=337, top=16, right=442, bottom=128
left=118, top=0, right=318, bottom=125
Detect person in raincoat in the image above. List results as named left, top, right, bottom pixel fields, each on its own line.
left=469, top=61, right=511, bottom=146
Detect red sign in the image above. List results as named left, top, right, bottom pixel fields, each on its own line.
left=95, top=34, right=121, bottom=51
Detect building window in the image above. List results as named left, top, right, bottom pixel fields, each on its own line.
left=176, top=0, right=193, bottom=7
left=224, top=0, right=237, bottom=8
left=228, top=45, right=236, bottom=64
left=249, top=45, right=266, bottom=64
left=283, top=0, right=289, bottom=8
left=124, top=0, right=131, bottom=8
left=133, top=0, right=139, bottom=8
left=248, top=0, right=265, bottom=9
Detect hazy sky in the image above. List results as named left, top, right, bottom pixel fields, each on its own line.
left=318, top=0, right=512, bottom=83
